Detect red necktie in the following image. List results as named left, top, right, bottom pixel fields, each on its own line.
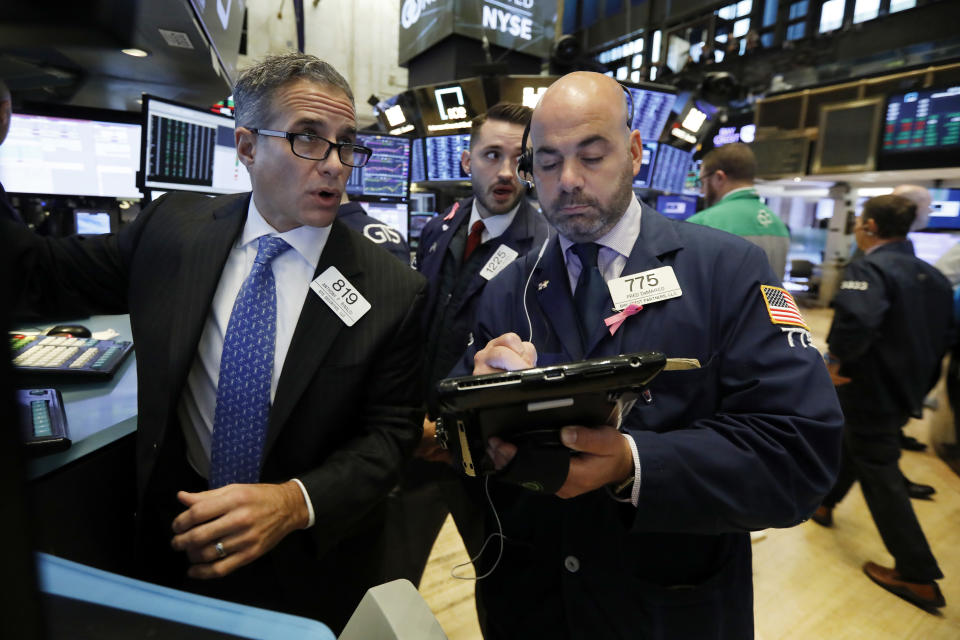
left=463, top=220, right=485, bottom=262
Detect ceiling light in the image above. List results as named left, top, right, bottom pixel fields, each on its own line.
left=121, top=48, right=150, bottom=58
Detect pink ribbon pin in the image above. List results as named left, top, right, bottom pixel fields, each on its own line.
left=443, top=202, right=460, bottom=221
left=604, top=304, right=643, bottom=335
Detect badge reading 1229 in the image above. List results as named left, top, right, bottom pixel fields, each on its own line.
left=310, top=266, right=371, bottom=327
left=606, top=266, right=682, bottom=311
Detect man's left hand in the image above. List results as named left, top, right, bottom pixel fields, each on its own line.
left=170, top=481, right=309, bottom=579
left=486, top=426, right=635, bottom=499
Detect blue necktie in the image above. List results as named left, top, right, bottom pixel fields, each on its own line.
left=209, top=235, right=292, bottom=488
left=571, top=243, right=608, bottom=347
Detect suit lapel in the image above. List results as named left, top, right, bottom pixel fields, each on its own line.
left=536, top=237, right=583, bottom=361
left=167, top=194, right=248, bottom=405
left=265, top=219, right=357, bottom=455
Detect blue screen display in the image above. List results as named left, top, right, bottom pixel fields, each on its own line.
left=346, top=134, right=410, bottom=198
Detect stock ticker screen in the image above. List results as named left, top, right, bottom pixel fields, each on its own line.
left=650, top=144, right=695, bottom=194
left=347, top=134, right=411, bottom=199
left=882, top=86, right=960, bottom=153
left=411, top=138, right=426, bottom=183
left=425, top=134, right=471, bottom=181
left=626, top=86, right=677, bottom=143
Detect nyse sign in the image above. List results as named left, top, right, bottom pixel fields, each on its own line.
left=482, top=1, right=533, bottom=41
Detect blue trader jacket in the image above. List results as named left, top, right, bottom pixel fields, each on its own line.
left=416, top=196, right=551, bottom=398
left=455, top=202, right=843, bottom=640
left=829, top=240, right=954, bottom=423
left=337, top=201, right=410, bottom=264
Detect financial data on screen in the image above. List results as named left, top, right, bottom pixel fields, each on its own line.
left=347, top=134, right=410, bottom=198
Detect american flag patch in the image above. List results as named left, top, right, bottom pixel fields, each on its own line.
left=760, top=285, right=808, bottom=329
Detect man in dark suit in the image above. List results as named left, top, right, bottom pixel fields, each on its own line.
left=6, top=53, right=427, bottom=633
left=455, top=72, right=843, bottom=639
left=0, top=78, right=26, bottom=224
left=337, top=192, right=410, bottom=263
left=380, top=103, right=550, bottom=588
left=815, top=194, right=950, bottom=612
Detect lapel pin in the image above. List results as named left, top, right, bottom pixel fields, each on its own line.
left=442, top=224, right=449, bottom=231
left=429, top=241, right=438, bottom=254
left=538, top=280, right=549, bottom=291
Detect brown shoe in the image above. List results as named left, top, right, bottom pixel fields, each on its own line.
left=863, top=562, right=945, bottom=613
left=810, top=505, right=832, bottom=527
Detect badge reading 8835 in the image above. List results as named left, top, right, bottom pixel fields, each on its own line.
left=310, top=266, right=371, bottom=327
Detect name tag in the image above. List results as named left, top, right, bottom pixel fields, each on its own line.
left=479, top=244, right=519, bottom=280
left=607, top=266, right=682, bottom=310
left=310, top=266, right=371, bottom=326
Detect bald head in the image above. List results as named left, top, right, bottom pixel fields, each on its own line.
left=892, top=184, right=931, bottom=231
left=534, top=72, right=631, bottom=141
left=528, top=72, right=643, bottom=242
left=0, top=79, right=10, bottom=147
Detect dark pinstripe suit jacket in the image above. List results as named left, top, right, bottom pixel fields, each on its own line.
left=9, top=191, right=427, bottom=627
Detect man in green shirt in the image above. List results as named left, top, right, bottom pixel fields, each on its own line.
left=687, top=143, right=790, bottom=280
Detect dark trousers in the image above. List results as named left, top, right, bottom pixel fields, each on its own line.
left=822, top=415, right=942, bottom=582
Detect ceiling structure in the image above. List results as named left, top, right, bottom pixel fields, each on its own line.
left=0, top=0, right=237, bottom=114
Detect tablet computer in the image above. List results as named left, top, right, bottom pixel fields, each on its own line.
left=434, top=351, right=669, bottom=478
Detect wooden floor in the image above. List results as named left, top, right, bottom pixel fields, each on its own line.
left=417, top=306, right=960, bottom=639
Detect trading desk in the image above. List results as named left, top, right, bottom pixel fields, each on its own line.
left=21, top=315, right=139, bottom=575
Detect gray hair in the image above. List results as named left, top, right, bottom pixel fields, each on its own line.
left=233, top=53, right=355, bottom=128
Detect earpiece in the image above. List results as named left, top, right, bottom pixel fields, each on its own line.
left=514, top=83, right=636, bottom=192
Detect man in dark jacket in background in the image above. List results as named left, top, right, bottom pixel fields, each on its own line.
left=816, top=194, right=951, bottom=613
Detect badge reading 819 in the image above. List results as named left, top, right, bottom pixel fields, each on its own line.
left=606, top=266, right=682, bottom=311
left=310, top=266, right=371, bottom=327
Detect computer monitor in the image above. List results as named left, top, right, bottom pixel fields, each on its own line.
left=73, top=209, right=114, bottom=235
left=0, top=112, right=142, bottom=199
left=411, top=138, right=426, bottom=183
left=908, top=230, right=960, bottom=265
left=358, top=201, right=409, bottom=242
left=624, top=84, right=677, bottom=143
left=346, top=134, right=410, bottom=199
left=650, top=144, right=695, bottom=193
left=408, top=212, right=437, bottom=249
left=924, top=188, right=960, bottom=230
left=140, top=95, right=251, bottom=194
left=412, top=79, right=487, bottom=135
left=424, top=134, right=471, bottom=182
left=632, top=141, right=658, bottom=189
left=811, top=97, right=883, bottom=174
left=681, top=158, right=702, bottom=196
left=878, top=84, right=960, bottom=170
left=656, top=194, right=699, bottom=221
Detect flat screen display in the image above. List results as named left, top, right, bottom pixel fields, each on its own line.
left=625, top=85, right=677, bottom=143
left=656, top=194, right=699, bottom=221
left=879, top=85, right=960, bottom=170
left=425, top=134, right=471, bottom=181
left=650, top=144, right=695, bottom=194
left=811, top=98, right=883, bottom=174
left=346, top=134, right=410, bottom=199
left=358, top=201, right=409, bottom=242
left=412, top=79, right=487, bottom=135
left=0, top=113, right=142, bottom=198
left=908, top=231, right=960, bottom=265
left=140, top=95, right=251, bottom=194
left=632, top=142, right=658, bottom=189
left=411, top=138, right=426, bottom=183
left=924, top=188, right=960, bottom=230
left=74, top=210, right=113, bottom=234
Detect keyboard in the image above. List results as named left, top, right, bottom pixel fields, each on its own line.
left=10, top=334, right=134, bottom=380
left=17, top=388, right=71, bottom=454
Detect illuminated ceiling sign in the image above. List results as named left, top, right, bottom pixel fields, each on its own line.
left=671, top=127, right=697, bottom=144
left=435, top=87, right=467, bottom=121
left=522, top=86, right=547, bottom=108
left=384, top=104, right=407, bottom=127
left=398, top=0, right=556, bottom=65
left=712, top=123, right=756, bottom=147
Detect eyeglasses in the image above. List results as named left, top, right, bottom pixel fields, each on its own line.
left=693, top=171, right=718, bottom=188
left=249, top=128, right=373, bottom=167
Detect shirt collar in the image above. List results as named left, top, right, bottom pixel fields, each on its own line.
left=559, top=193, right=642, bottom=259
left=241, top=197, right=329, bottom=268
left=468, top=198, right=522, bottom=240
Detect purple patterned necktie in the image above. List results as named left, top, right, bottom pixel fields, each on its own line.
left=209, top=235, right=292, bottom=488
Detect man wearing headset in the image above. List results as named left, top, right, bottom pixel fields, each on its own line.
left=455, top=72, right=843, bottom=639
left=379, top=103, right=551, bottom=589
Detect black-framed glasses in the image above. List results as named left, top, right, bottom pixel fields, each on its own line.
left=249, top=128, right=373, bottom=167
left=693, top=171, right=718, bottom=188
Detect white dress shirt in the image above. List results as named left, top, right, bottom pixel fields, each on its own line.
left=177, top=198, right=328, bottom=524
left=558, top=194, right=644, bottom=506
left=468, top=198, right=522, bottom=243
